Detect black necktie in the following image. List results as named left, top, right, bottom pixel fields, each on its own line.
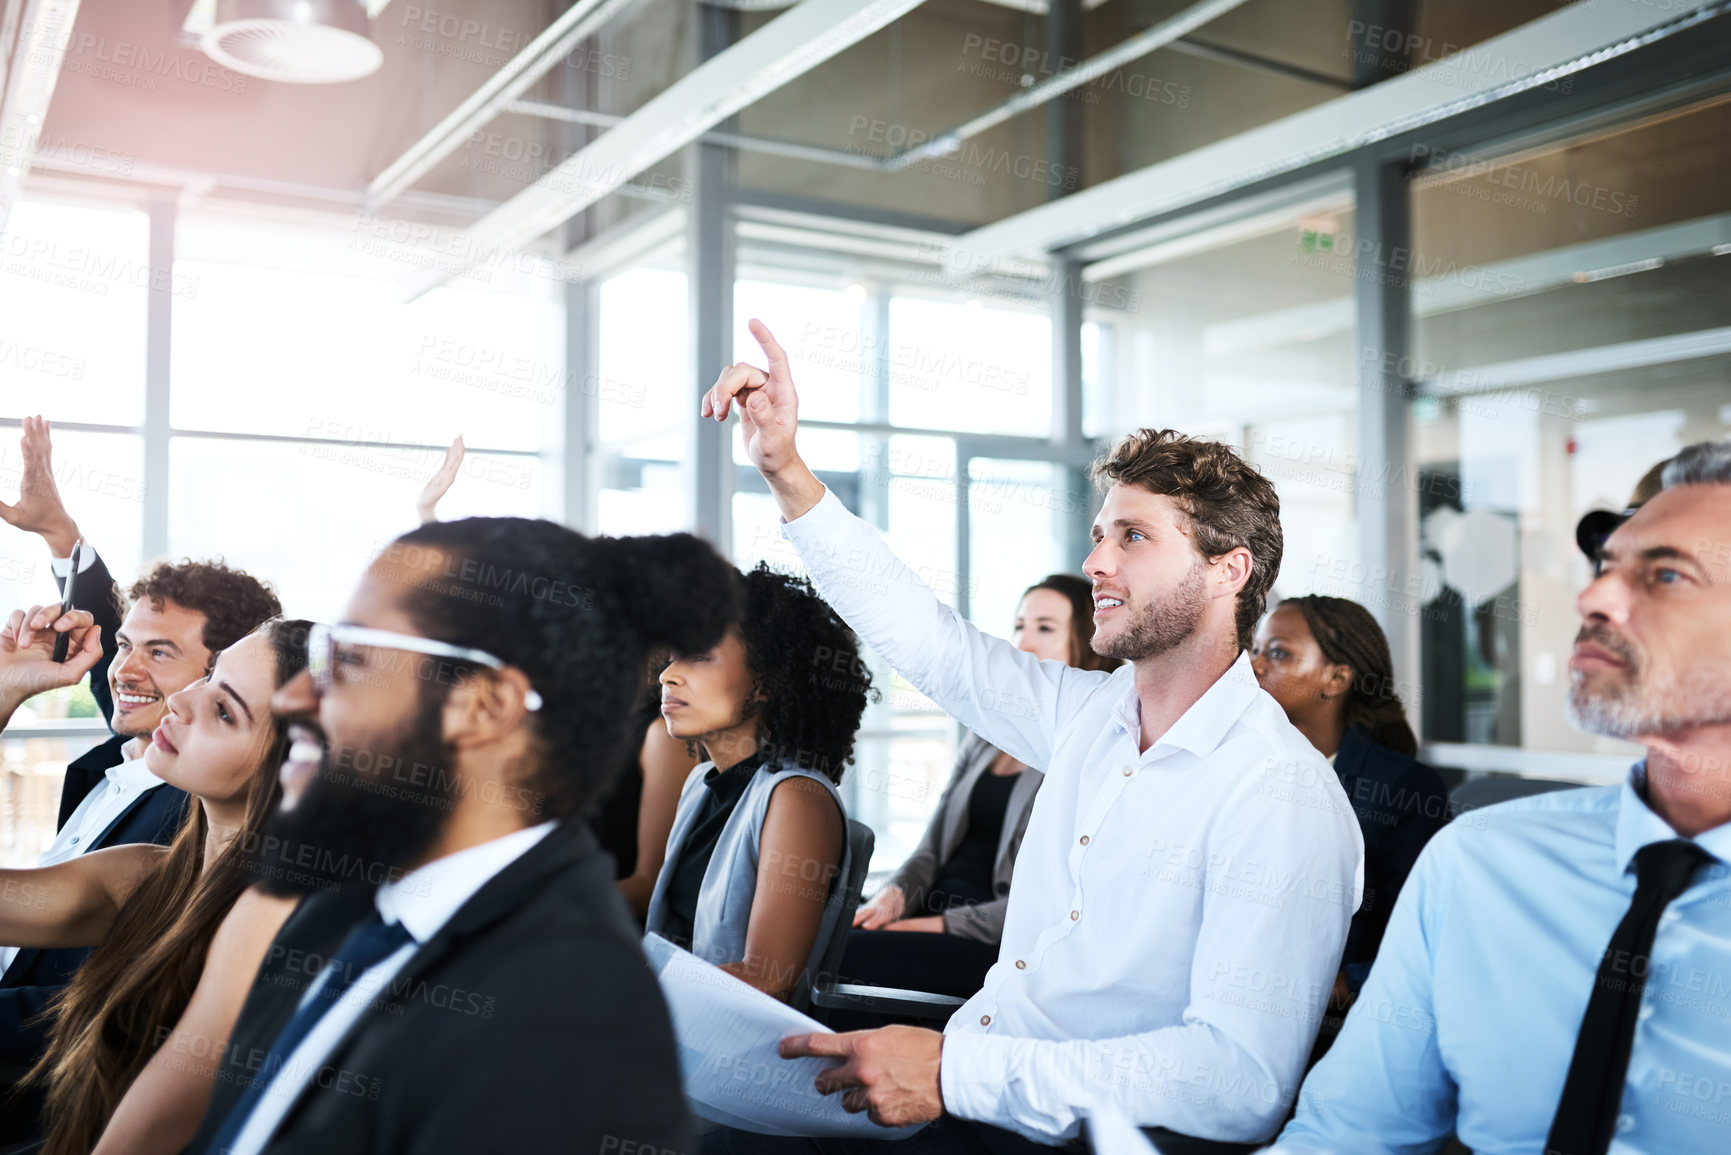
left=1545, top=838, right=1715, bottom=1155
left=205, top=913, right=415, bottom=1154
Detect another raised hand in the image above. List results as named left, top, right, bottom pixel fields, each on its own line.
left=700, top=320, right=825, bottom=520
left=416, top=436, right=466, bottom=524
left=0, top=605, right=102, bottom=721
left=0, top=416, right=82, bottom=558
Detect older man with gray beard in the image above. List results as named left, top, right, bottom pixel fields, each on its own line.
left=1274, top=438, right=1731, bottom=1155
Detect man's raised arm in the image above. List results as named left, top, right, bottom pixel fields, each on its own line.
left=703, top=320, right=1111, bottom=771
left=0, top=416, right=123, bottom=727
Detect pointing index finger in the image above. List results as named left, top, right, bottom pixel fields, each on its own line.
left=749, top=319, right=789, bottom=375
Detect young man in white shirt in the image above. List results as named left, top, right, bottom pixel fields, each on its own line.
left=697, top=322, right=1364, bottom=1152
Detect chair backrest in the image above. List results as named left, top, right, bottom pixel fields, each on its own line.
left=1449, top=774, right=1583, bottom=815
left=813, top=819, right=875, bottom=993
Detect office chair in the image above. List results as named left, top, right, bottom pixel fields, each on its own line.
left=806, top=819, right=886, bottom=1024
left=807, top=825, right=968, bottom=1024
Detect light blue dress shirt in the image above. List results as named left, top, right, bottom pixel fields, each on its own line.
left=1274, top=768, right=1731, bottom=1155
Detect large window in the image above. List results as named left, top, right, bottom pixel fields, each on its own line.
left=1100, top=191, right=1363, bottom=603
left=593, top=264, right=690, bottom=537
left=1410, top=96, right=1731, bottom=759
left=168, top=213, right=561, bottom=621
left=722, top=270, right=1078, bottom=872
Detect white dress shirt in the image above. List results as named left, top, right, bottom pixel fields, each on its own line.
left=783, top=488, right=1364, bottom=1144
left=225, top=821, right=557, bottom=1155
left=0, top=753, right=163, bottom=976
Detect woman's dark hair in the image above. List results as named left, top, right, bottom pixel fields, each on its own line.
left=386, top=518, right=740, bottom=818
left=1281, top=595, right=1418, bottom=757
left=733, top=564, right=874, bottom=784
left=1022, top=574, right=1121, bottom=673
left=31, top=618, right=312, bottom=1155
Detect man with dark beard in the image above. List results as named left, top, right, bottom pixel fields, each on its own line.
left=184, top=518, right=740, bottom=1155
left=1275, top=438, right=1731, bottom=1155
left=694, top=322, right=1362, bottom=1152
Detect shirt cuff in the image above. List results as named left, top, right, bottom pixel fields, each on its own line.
left=49, top=547, right=99, bottom=579
left=778, top=483, right=842, bottom=536
left=938, top=1030, right=1013, bottom=1125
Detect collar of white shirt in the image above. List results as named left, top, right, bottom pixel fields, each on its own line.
left=105, top=752, right=164, bottom=794
left=376, top=820, right=558, bottom=943
left=1616, top=763, right=1731, bottom=875
left=1106, top=650, right=1261, bottom=758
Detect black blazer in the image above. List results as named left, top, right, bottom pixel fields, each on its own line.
left=188, top=820, right=693, bottom=1155
left=0, top=779, right=190, bottom=1064
left=1333, top=725, right=1450, bottom=976
left=55, top=549, right=128, bottom=828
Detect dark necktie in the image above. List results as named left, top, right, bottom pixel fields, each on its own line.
left=204, top=913, right=415, bottom=1154
left=1545, top=838, right=1715, bottom=1155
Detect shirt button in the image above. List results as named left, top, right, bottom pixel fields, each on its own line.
left=1121, top=766, right=1132, bottom=777
left=1070, top=910, right=1080, bottom=921
left=1616, top=1114, right=1634, bottom=1134
left=1015, top=960, right=1026, bottom=970
left=1079, top=835, right=1090, bottom=846
left=70, top=836, right=80, bottom=845
left=1638, top=1002, right=1655, bottom=1022
left=110, top=785, right=120, bottom=796
left=980, top=1014, right=991, bottom=1026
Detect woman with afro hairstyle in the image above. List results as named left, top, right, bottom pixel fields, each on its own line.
left=843, top=574, right=1120, bottom=1004
left=1251, top=593, right=1450, bottom=1062
left=645, top=563, right=873, bottom=1008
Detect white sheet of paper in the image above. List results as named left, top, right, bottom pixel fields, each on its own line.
left=1084, top=1104, right=1162, bottom=1155
left=644, top=934, right=927, bottom=1140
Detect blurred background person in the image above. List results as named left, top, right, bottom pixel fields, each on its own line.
left=1252, top=594, right=1448, bottom=1060
left=842, top=574, right=1119, bottom=1001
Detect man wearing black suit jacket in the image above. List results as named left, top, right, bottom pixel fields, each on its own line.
left=188, top=517, right=737, bottom=1155
left=0, top=416, right=279, bottom=1075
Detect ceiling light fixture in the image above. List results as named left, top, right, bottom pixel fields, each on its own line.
left=183, top=0, right=391, bottom=84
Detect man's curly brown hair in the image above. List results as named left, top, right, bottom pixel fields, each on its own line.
left=127, top=560, right=282, bottom=663
left=1090, top=429, right=1282, bottom=654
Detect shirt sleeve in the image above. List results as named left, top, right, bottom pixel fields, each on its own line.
left=49, top=546, right=100, bottom=579
left=940, top=750, right=1363, bottom=1145
left=782, top=487, right=1107, bottom=773
left=1270, top=830, right=1458, bottom=1154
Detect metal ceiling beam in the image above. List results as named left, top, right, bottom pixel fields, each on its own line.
left=956, top=0, right=1727, bottom=260
left=367, top=0, right=646, bottom=209
left=402, top=0, right=928, bottom=298
left=0, top=0, right=81, bottom=235
left=1163, top=36, right=1351, bottom=91
left=888, top=0, right=1251, bottom=171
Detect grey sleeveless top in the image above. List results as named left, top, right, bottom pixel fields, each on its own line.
left=645, top=759, right=851, bottom=1010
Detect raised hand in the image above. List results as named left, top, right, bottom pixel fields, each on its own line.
left=701, top=319, right=824, bottom=520
left=701, top=319, right=803, bottom=475
left=416, top=436, right=466, bottom=524
left=0, top=417, right=82, bottom=558
left=0, top=605, right=102, bottom=715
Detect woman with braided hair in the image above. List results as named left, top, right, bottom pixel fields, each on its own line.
left=1251, top=594, right=1450, bottom=1061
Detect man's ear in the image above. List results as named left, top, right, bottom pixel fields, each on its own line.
left=443, top=669, right=537, bottom=749
left=1210, top=546, right=1254, bottom=599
